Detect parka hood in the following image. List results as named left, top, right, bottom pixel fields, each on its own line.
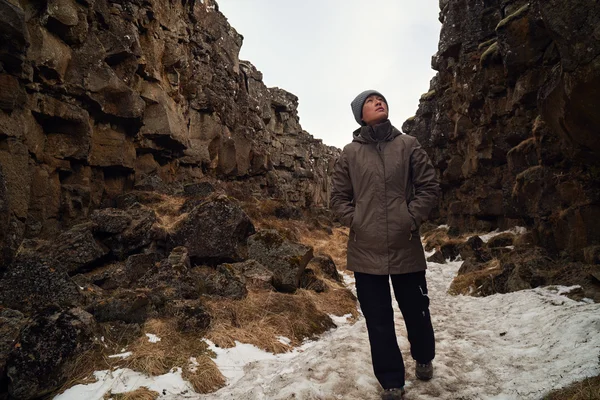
left=352, top=120, right=402, bottom=144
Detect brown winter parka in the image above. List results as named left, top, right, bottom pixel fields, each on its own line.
left=330, top=120, right=440, bottom=275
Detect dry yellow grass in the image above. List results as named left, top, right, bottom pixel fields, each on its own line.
left=204, top=290, right=338, bottom=353
left=126, top=319, right=225, bottom=393
left=183, top=355, right=226, bottom=394
left=302, top=227, right=349, bottom=272
left=422, top=227, right=451, bottom=252
left=448, top=259, right=502, bottom=296
left=152, top=195, right=189, bottom=233
left=296, top=286, right=358, bottom=320
left=57, top=323, right=141, bottom=394
left=543, top=375, right=600, bottom=400
left=103, top=387, right=159, bottom=400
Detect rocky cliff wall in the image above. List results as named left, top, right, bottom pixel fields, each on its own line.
left=0, top=0, right=338, bottom=268
left=404, top=0, right=600, bottom=263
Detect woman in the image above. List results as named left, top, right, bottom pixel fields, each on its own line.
left=330, top=90, right=440, bottom=400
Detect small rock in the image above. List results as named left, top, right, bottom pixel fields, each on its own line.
left=427, top=250, right=446, bottom=264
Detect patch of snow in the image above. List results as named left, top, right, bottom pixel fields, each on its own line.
left=478, top=227, right=527, bottom=243
left=55, top=368, right=194, bottom=400
left=107, top=352, right=132, bottom=359
left=188, top=357, right=199, bottom=373
left=329, top=313, right=353, bottom=325
left=277, top=336, right=291, bottom=345
left=146, top=333, right=161, bottom=343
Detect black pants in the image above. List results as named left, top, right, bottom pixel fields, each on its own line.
left=355, top=271, right=435, bottom=389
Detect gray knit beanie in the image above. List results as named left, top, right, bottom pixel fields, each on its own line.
left=351, top=90, right=388, bottom=125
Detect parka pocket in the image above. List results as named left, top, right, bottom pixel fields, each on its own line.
left=391, top=199, right=413, bottom=234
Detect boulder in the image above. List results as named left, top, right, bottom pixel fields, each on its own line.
left=426, top=250, right=446, bottom=264
left=458, top=235, right=490, bottom=262
left=91, top=208, right=132, bottom=234
left=183, top=182, right=215, bottom=197
left=76, top=261, right=127, bottom=291
left=138, top=257, right=201, bottom=308
left=247, top=229, right=313, bottom=292
left=306, top=254, right=341, bottom=282
left=227, top=259, right=275, bottom=291
left=0, top=240, right=82, bottom=313
left=166, top=300, right=212, bottom=333
left=0, top=308, right=26, bottom=394
left=457, top=259, right=488, bottom=275
left=123, top=252, right=162, bottom=285
left=102, top=204, right=157, bottom=258
left=87, top=288, right=151, bottom=324
left=486, top=233, right=516, bottom=248
left=440, top=242, right=460, bottom=261
left=583, top=246, right=600, bottom=265
left=6, top=307, right=96, bottom=400
left=194, top=264, right=248, bottom=300
left=52, top=223, right=109, bottom=273
left=168, top=197, right=255, bottom=263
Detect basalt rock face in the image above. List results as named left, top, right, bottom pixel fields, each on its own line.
left=0, top=1, right=343, bottom=397
left=404, top=0, right=600, bottom=263
left=0, top=0, right=338, bottom=268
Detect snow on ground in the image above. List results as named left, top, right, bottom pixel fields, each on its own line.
left=54, top=368, right=195, bottom=400
left=57, top=243, right=600, bottom=400
left=477, top=227, right=528, bottom=243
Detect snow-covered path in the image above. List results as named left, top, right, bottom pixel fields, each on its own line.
left=58, top=258, right=600, bottom=400
left=198, top=260, right=600, bottom=400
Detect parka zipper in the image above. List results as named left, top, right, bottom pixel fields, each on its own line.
left=376, top=141, right=390, bottom=272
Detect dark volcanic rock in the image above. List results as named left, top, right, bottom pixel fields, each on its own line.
left=0, top=308, right=26, bottom=395
left=427, top=250, right=446, bottom=264
left=124, top=252, right=162, bottom=285
left=440, top=242, right=460, bottom=262
left=404, top=0, right=600, bottom=274
left=52, top=223, right=109, bottom=273
left=193, top=264, right=248, bottom=300
left=102, top=204, right=157, bottom=259
left=306, top=254, right=341, bottom=282
left=91, top=208, right=132, bottom=234
left=166, top=300, right=212, bottom=333
left=458, top=236, right=490, bottom=263
left=168, top=197, right=255, bottom=263
left=487, top=233, right=516, bottom=248
left=183, top=182, right=215, bottom=197
left=248, top=229, right=313, bottom=292
left=227, top=259, right=275, bottom=291
left=138, top=249, right=201, bottom=308
left=87, top=288, right=151, bottom=324
left=6, top=307, right=96, bottom=400
left=0, top=241, right=82, bottom=313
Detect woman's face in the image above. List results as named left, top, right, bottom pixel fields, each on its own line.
left=361, top=95, right=388, bottom=126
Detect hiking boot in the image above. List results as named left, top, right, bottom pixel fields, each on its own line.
left=415, top=361, right=433, bottom=380
left=381, top=387, right=405, bottom=400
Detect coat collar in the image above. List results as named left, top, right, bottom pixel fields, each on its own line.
left=352, top=120, right=401, bottom=144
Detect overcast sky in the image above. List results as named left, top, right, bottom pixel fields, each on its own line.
left=217, top=0, right=442, bottom=149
